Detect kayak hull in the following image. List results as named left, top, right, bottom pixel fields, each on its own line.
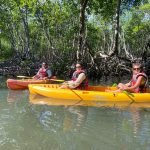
left=28, top=84, right=150, bottom=102
left=7, top=79, right=50, bottom=90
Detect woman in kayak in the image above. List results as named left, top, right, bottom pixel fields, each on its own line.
left=60, top=62, right=88, bottom=89
left=108, top=62, right=148, bottom=93
left=33, top=62, right=52, bottom=80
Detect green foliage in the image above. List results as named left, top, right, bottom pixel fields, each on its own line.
left=88, top=0, right=117, bottom=21
left=0, top=37, right=13, bottom=59
left=121, top=2, right=150, bottom=54
left=0, top=0, right=149, bottom=62
left=140, top=3, right=150, bottom=11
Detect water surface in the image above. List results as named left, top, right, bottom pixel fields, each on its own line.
left=0, top=77, right=150, bottom=150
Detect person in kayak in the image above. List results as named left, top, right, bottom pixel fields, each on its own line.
left=60, top=62, right=88, bottom=90
left=108, top=62, right=148, bottom=93
left=33, top=62, right=52, bottom=80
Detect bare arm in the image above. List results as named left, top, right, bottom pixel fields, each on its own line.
left=125, top=81, right=131, bottom=87
left=124, top=76, right=143, bottom=90
left=68, top=73, right=86, bottom=89
left=32, top=69, right=40, bottom=78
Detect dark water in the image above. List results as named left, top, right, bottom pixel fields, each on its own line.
left=0, top=77, right=150, bottom=150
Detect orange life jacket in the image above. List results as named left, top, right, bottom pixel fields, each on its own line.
left=130, top=72, right=148, bottom=93
left=72, top=70, right=88, bottom=90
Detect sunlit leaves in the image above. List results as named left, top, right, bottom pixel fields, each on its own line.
left=0, top=0, right=149, bottom=61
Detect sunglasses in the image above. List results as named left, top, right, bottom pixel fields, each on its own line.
left=133, top=67, right=140, bottom=71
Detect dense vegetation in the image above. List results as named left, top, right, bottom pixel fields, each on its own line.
left=0, top=0, right=150, bottom=79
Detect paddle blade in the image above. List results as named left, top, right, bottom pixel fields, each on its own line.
left=123, top=91, right=134, bottom=97
left=112, top=83, right=118, bottom=87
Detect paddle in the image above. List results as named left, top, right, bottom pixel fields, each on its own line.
left=122, top=90, right=134, bottom=97
left=17, top=76, right=32, bottom=79
left=17, top=76, right=65, bottom=82
left=111, top=83, right=118, bottom=87
left=49, top=79, right=64, bottom=82
left=111, top=83, right=134, bottom=97
left=56, top=80, right=83, bottom=102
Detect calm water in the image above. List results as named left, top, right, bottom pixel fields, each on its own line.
left=0, top=77, right=150, bottom=150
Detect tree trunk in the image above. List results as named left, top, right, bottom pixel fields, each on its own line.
left=109, top=0, right=121, bottom=56
left=77, top=0, right=88, bottom=61
left=19, top=6, right=30, bottom=58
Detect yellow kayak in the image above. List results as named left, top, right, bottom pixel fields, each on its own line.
left=28, top=84, right=150, bottom=102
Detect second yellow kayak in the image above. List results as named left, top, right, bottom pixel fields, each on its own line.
left=28, top=84, right=150, bottom=102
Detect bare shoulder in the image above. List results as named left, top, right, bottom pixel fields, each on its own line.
left=79, top=72, right=86, bottom=76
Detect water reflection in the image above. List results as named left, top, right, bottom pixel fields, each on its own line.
left=63, top=106, right=88, bottom=132
left=29, top=94, right=150, bottom=109
left=30, top=103, right=88, bottom=134
left=0, top=88, right=149, bottom=149
left=130, top=108, right=141, bottom=137
left=29, top=94, right=150, bottom=141
left=7, top=90, right=25, bottom=104
left=0, top=76, right=7, bottom=88
left=39, top=108, right=63, bottom=132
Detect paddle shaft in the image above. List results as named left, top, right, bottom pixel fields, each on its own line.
left=17, top=76, right=32, bottom=79
left=17, top=76, right=64, bottom=82
left=70, top=89, right=83, bottom=101
left=111, top=83, right=134, bottom=97
left=49, top=79, right=64, bottom=82
left=61, top=81, right=83, bottom=101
